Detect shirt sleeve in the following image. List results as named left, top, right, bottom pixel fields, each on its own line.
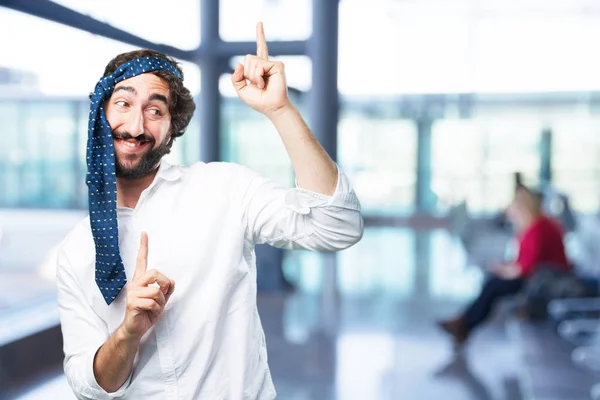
left=237, top=163, right=363, bottom=251
left=56, top=247, right=133, bottom=399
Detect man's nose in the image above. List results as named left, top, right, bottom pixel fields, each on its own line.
left=124, top=108, right=144, bottom=137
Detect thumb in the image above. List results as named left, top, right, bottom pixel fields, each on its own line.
left=133, top=231, right=149, bottom=280
left=231, top=63, right=247, bottom=92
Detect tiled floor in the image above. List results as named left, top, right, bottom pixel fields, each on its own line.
left=7, top=227, right=526, bottom=400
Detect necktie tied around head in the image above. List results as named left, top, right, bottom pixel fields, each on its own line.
left=87, top=57, right=182, bottom=305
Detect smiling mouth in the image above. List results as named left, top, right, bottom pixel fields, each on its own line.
left=114, top=138, right=151, bottom=153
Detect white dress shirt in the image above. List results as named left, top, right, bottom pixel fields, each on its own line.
left=56, top=161, right=363, bottom=400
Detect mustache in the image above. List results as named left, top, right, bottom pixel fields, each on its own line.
left=112, top=132, right=154, bottom=143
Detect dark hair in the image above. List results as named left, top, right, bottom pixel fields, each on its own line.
left=102, top=49, right=196, bottom=148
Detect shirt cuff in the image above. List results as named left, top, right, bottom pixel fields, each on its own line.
left=83, top=346, right=133, bottom=399
left=286, top=165, right=361, bottom=214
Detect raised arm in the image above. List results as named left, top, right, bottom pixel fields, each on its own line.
left=231, top=22, right=338, bottom=196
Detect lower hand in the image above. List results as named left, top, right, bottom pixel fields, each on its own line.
left=120, top=232, right=175, bottom=341
left=493, top=263, right=521, bottom=280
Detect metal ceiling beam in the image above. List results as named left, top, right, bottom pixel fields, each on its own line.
left=0, top=0, right=197, bottom=62
left=0, top=0, right=308, bottom=62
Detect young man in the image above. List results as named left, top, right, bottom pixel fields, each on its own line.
left=57, top=23, right=363, bottom=399
left=438, top=186, right=569, bottom=345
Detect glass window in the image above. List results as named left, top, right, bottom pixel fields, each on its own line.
left=172, top=110, right=201, bottom=166
left=473, top=14, right=600, bottom=93
left=221, top=98, right=294, bottom=187
left=338, top=112, right=418, bottom=216
left=551, top=117, right=600, bottom=213
left=285, top=227, right=416, bottom=298
left=337, top=227, right=415, bottom=298
left=429, top=230, right=483, bottom=300
left=431, top=119, right=483, bottom=210
left=338, top=1, right=600, bottom=95
left=220, top=56, right=311, bottom=187
left=283, top=251, right=325, bottom=295
left=76, top=100, right=91, bottom=207
left=0, top=8, right=201, bottom=97
left=0, top=8, right=136, bottom=97
left=51, top=0, right=201, bottom=49
left=220, top=0, right=311, bottom=41
left=339, top=1, right=471, bottom=96
left=0, top=101, right=79, bottom=208
left=432, top=117, right=541, bottom=214
left=0, top=102, right=22, bottom=207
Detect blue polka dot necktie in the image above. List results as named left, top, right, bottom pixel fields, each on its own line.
left=87, top=57, right=182, bottom=305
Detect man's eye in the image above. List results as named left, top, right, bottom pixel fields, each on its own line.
left=148, top=109, right=162, bottom=116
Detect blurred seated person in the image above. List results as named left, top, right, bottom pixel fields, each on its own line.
left=438, top=186, right=570, bottom=345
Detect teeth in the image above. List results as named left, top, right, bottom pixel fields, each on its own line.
left=118, top=139, right=145, bottom=148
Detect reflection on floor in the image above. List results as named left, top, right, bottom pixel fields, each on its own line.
left=11, top=227, right=524, bottom=400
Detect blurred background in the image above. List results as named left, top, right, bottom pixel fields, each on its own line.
left=1, top=0, right=600, bottom=399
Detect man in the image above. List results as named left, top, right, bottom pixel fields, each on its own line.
left=438, top=186, right=569, bottom=345
left=56, top=23, right=363, bottom=399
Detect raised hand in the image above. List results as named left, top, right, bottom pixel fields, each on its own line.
left=231, top=22, right=291, bottom=118
left=121, top=232, right=175, bottom=340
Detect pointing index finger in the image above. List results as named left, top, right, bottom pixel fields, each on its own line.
left=133, top=232, right=149, bottom=280
left=256, top=22, right=268, bottom=60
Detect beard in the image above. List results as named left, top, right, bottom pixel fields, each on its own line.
left=113, top=132, right=171, bottom=180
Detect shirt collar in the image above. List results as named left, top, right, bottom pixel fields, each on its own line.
left=115, top=160, right=181, bottom=212
left=155, top=160, right=182, bottom=182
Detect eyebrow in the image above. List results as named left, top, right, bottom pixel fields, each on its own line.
left=149, top=93, right=168, bottom=106
left=113, top=86, right=168, bottom=106
left=113, top=85, right=136, bottom=95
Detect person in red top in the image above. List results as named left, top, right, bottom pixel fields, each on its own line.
left=515, top=214, right=569, bottom=278
left=439, top=186, right=570, bottom=345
